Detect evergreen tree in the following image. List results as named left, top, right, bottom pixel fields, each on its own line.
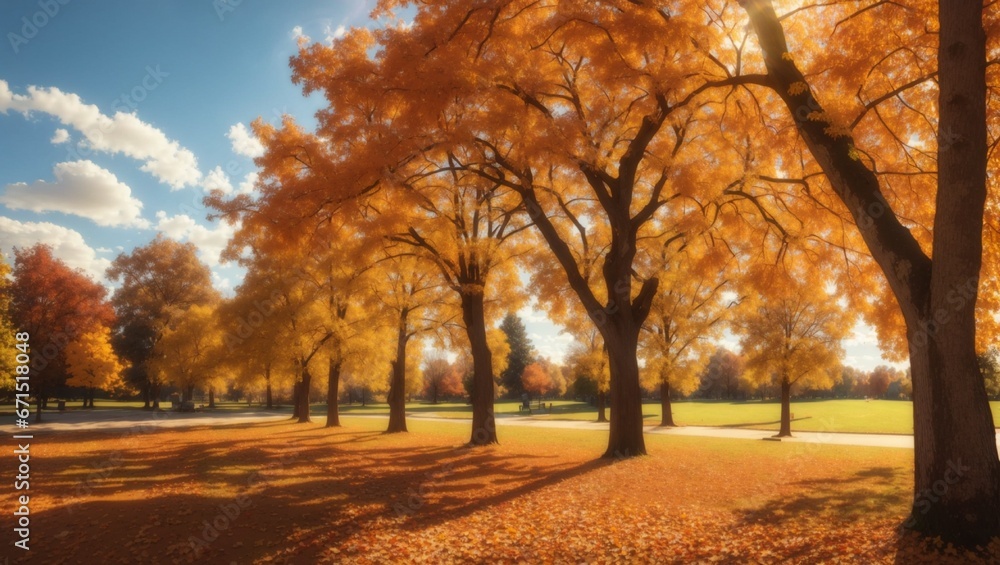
left=499, top=313, right=533, bottom=398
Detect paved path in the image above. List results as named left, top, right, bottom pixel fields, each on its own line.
left=11, top=409, right=1000, bottom=450
left=7, top=409, right=288, bottom=433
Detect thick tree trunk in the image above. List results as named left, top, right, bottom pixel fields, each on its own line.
left=183, top=385, right=194, bottom=403
left=291, top=380, right=301, bottom=420
left=142, top=381, right=151, bottom=409
left=208, top=386, right=215, bottom=409
left=461, top=290, right=498, bottom=445
left=298, top=369, right=312, bottom=423
left=659, top=382, right=675, bottom=427
left=739, top=0, right=1000, bottom=544
left=151, top=383, right=160, bottom=410
left=898, top=1, right=1000, bottom=546
left=907, top=338, right=1000, bottom=544
left=596, top=391, right=607, bottom=423
left=386, top=320, right=410, bottom=433
left=602, top=324, right=647, bottom=458
left=432, top=385, right=438, bottom=405
left=326, top=358, right=341, bottom=428
left=776, top=378, right=792, bottom=438
left=265, top=364, right=273, bottom=409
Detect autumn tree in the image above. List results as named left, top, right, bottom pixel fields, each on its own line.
left=866, top=366, right=896, bottom=399
left=729, top=0, right=1000, bottom=542
left=831, top=365, right=866, bottom=399
left=313, top=0, right=765, bottom=457
left=0, top=256, right=17, bottom=391
left=423, top=356, right=464, bottom=404
left=107, top=236, right=217, bottom=409
left=230, top=254, right=332, bottom=424
left=639, top=234, right=732, bottom=426
left=535, top=357, right=567, bottom=398
left=217, top=291, right=286, bottom=409
left=736, top=268, right=850, bottom=437
left=520, top=363, right=553, bottom=401
left=697, top=349, right=744, bottom=400
left=149, top=304, right=223, bottom=403
left=499, top=313, right=534, bottom=398
left=10, top=245, right=114, bottom=420
left=565, top=329, right=611, bottom=423
left=979, top=349, right=1000, bottom=400
left=374, top=253, right=447, bottom=433
left=65, top=326, right=127, bottom=407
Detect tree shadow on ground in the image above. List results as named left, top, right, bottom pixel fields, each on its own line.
left=24, top=421, right=614, bottom=564
left=738, top=466, right=909, bottom=525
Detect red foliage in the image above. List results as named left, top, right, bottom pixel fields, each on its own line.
left=9, top=244, right=114, bottom=397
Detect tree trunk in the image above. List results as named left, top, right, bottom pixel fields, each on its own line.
left=602, top=326, right=646, bottom=458
left=386, top=319, right=410, bottom=433
left=35, top=391, right=42, bottom=423
left=899, top=0, right=1000, bottom=545
left=739, top=0, right=1000, bottom=545
left=291, top=380, right=301, bottom=420
left=326, top=358, right=341, bottom=428
left=208, top=386, right=215, bottom=409
left=298, top=369, right=312, bottom=423
left=596, top=391, right=607, bottom=423
left=184, top=385, right=194, bottom=403
left=776, top=377, right=792, bottom=438
left=432, top=384, right=438, bottom=405
left=142, top=381, right=151, bottom=409
left=265, top=363, right=273, bottom=409
left=659, top=382, right=675, bottom=427
left=461, top=290, right=498, bottom=445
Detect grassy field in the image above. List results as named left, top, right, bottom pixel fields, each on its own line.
left=10, top=397, right=1000, bottom=434
left=25, top=413, right=994, bottom=563
left=333, top=398, right=1000, bottom=435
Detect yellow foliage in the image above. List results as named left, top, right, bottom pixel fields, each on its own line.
left=65, top=326, right=127, bottom=394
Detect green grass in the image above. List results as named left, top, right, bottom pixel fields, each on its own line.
left=5, top=396, right=998, bottom=435
left=334, top=398, right=1000, bottom=435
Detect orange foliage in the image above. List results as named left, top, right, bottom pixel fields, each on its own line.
left=520, top=362, right=553, bottom=398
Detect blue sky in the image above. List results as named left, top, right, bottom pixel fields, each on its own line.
left=0, top=0, right=896, bottom=370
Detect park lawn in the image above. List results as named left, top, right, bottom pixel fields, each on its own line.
left=18, top=415, right=997, bottom=563
left=7, top=398, right=999, bottom=433
left=525, top=398, right=1000, bottom=434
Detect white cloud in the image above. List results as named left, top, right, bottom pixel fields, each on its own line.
left=1, top=161, right=149, bottom=228
left=227, top=122, right=264, bottom=159
left=50, top=128, right=70, bottom=144
left=96, top=247, right=112, bottom=253
left=325, top=24, right=347, bottom=42
left=237, top=171, right=259, bottom=195
left=528, top=331, right=573, bottom=363
left=0, top=80, right=201, bottom=189
left=202, top=166, right=234, bottom=195
left=0, top=217, right=110, bottom=280
left=212, top=271, right=232, bottom=291
left=154, top=211, right=237, bottom=266
left=291, top=25, right=307, bottom=41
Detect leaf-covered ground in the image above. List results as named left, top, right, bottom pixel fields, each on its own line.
left=7, top=415, right=999, bottom=564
